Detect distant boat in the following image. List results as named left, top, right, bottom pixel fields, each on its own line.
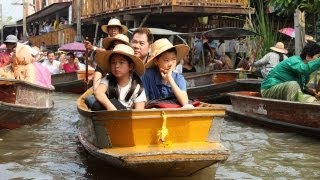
left=77, top=90, right=230, bottom=177
left=185, top=70, right=262, bottom=104
left=226, top=91, right=320, bottom=137
left=51, top=70, right=94, bottom=93
left=0, top=78, right=54, bottom=129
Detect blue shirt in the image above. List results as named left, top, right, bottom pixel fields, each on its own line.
left=141, top=68, right=187, bottom=100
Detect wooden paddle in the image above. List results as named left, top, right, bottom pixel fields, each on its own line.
left=316, top=78, right=320, bottom=93
left=84, top=37, right=90, bottom=89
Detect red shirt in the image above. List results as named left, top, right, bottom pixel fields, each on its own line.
left=63, top=63, right=79, bottom=73
left=0, top=51, right=11, bottom=67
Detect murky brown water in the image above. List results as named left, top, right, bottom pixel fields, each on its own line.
left=0, top=93, right=319, bottom=179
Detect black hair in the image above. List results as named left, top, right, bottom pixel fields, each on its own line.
left=132, top=28, right=154, bottom=44
left=300, top=42, right=320, bottom=60
left=47, top=50, right=55, bottom=56
left=106, top=54, right=144, bottom=102
left=274, top=51, right=285, bottom=62
left=66, top=52, right=75, bottom=58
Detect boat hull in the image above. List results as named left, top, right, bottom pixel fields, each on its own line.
left=51, top=70, right=93, bottom=93
left=77, top=90, right=229, bottom=177
left=185, top=71, right=261, bottom=104
left=0, top=78, right=53, bottom=129
left=226, top=91, right=320, bottom=137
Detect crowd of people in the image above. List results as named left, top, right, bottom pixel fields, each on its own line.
left=1, top=17, right=320, bottom=110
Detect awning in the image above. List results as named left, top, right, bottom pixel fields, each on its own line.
left=128, top=28, right=191, bottom=35
left=17, top=2, right=71, bottom=23
left=202, top=27, right=259, bottom=39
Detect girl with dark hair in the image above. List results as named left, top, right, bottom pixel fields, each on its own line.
left=261, top=42, right=320, bottom=103
left=92, top=44, right=146, bottom=110
left=250, top=42, right=288, bottom=78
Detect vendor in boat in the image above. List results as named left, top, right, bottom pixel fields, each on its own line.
left=85, top=34, right=131, bottom=109
left=261, top=42, right=320, bottom=103
left=59, top=52, right=80, bottom=73
left=91, top=44, right=146, bottom=111
left=0, top=43, right=36, bottom=84
left=0, top=35, right=18, bottom=67
left=142, top=38, right=192, bottom=107
left=250, top=42, right=288, bottom=78
left=131, top=28, right=154, bottom=64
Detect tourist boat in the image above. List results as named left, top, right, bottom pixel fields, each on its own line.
left=51, top=70, right=94, bottom=93
left=185, top=70, right=262, bottom=104
left=77, top=90, right=230, bottom=177
left=226, top=91, right=320, bottom=137
left=0, top=78, right=54, bottom=129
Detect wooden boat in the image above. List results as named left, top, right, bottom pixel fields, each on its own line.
left=0, top=78, right=54, bottom=129
left=185, top=70, right=262, bottom=104
left=77, top=90, right=230, bottom=177
left=51, top=70, right=94, bottom=93
left=226, top=91, right=320, bottom=137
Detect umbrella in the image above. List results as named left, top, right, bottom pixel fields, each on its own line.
left=59, top=42, right=86, bottom=52
left=279, top=27, right=315, bottom=42
left=279, top=27, right=295, bottom=38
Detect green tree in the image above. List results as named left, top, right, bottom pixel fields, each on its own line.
left=269, top=0, right=320, bottom=15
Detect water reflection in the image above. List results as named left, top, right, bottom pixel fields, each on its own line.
left=0, top=93, right=319, bottom=179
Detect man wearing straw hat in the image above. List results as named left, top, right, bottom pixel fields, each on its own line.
left=0, top=35, right=18, bottom=67
left=84, top=18, right=128, bottom=52
left=250, top=42, right=288, bottom=78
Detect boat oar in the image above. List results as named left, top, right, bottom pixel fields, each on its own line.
left=84, top=37, right=89, bottom=89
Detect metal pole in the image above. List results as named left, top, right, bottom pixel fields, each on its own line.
left=75, top=0, right=82, bottom=42
left=0, top=4, right=3, bottom=44
left=22, top=0, right=27, bottom=41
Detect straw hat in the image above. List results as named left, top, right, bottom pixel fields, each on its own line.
left=102, top=34, right=130, bottom=50
left=13, top=43, right=33, bottom=65
left=145, top=38, right=190, bottom=68
left=95, top=44, right=144, bottom=75
left=270, top=42, right=288, bottom=54
left=101, top=18, right=128, bottom=34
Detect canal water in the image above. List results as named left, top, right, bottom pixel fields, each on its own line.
left=0, top=92, right=319, bottom=179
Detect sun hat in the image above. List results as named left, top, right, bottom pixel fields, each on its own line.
left=102, top=34, right=130, bottom=50
left=101, top=18, right=128, bottom=34
left=270, top=42, right=288, bottom=54
left=4, top=35, right=18, bottom=43
left=95, top=44, right=144, bottom=76
left=13, top=43, right=33, bottom=65
left=145, top=38, right=190, bottom=68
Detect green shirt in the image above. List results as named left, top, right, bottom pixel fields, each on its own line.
left=261, top=55, right=320, bottom=91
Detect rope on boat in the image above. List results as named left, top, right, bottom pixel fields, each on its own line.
left=158, top=111, right=171, bottom=147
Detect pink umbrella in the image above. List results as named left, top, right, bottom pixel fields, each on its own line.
left=59, top=42, right=86, bottom=52
left=279, top=28, right=315, bottom=42
left=279, top=27, right=295, bottom=38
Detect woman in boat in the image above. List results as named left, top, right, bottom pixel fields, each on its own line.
left=0, top=43, right=36, bottom=84
left=85, top=34, right=131, bottom=109
left=142, top=38, right=191, bottom=107
left=92, top=44, right=146, bottom=111
left=250, top=42, right=288, bottom=78
left=261, top=42, right=320, bottom=103
left=175, top=52, right=196, bottom=73
left=59, top=52, right=80, bottom=73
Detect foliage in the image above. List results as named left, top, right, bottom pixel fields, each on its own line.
left=246, top=0, right=278, bottom=59
left=269, top=0, right=320, bottom=15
